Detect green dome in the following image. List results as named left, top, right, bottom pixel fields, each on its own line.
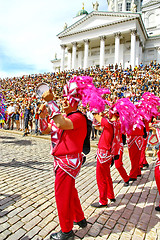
left=76, top=9, right=88, bottom=17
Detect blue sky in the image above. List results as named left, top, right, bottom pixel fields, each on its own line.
left=0, top=0, right=108, bottom=78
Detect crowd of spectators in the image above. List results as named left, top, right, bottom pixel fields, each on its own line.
left=0, top=61, right=160, bottom=135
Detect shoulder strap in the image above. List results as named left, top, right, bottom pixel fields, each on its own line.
left=67, top=110, right=82, bottom=117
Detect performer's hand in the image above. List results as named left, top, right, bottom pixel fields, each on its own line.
left=92, top=113, right=102, bottom=123
left=39, top=104, right=48, bottom=118
left=42, top=89, right=54, bottom=102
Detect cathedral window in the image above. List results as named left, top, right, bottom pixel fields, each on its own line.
left=126, top=2, right=131, bottom=11
left=105, top=49, right=110, bottom=54
left=91, top=51, right=99, bottom=56
left=118, top=3, right=122, bottom=11
left=148, top=13, right=155, bottom=28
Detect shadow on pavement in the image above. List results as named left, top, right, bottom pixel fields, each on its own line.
left=21, top=237, right=41, bottom=240
left=0, top=158, right=52, bottom=172
left=75, top=202, right=159, bottom=239
left=83, top=161, right=96, bottom=168
left=0, top=193, right=21, bottom=217
left=0, top=136, right=15, bottom=139
left=1, top=139, right=32, bottom=146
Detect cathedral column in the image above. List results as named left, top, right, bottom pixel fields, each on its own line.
left=72, top=42, right=77, bottom=69
left=67, top=48, right=72, bottom=70
left=139, top=41, right=143, bottom=64
left=114, top=32, right=121, bottom=66
left=135, top=35, right=140, bottom=67
left=119, top=39, right=125, bottom=68
left=100, top=36, right=106, bottom=69
left=78, top=49, right=83, bottom=69
left=60, top=44, right=66, bottom=71
left=156, top=47, right=160, bottom=64
left=130, top=30, right=137, bottom=69
left=115, top=0, right=118, bottom=11
left=122, top=0, right=126, bottom=11
left=84, top=39, right=89, bottom=69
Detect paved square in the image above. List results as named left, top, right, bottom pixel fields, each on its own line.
left=0, top=130, right=160, bottom=239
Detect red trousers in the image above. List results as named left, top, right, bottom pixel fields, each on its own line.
left=128, top=139, right=142, bottom=178
left=155, top=166, right=160, bottom=207
left=55, top=167, right=84, bottom=232
left=114, top=150, right=129, bottom=183
left=139, top=137, right=148, bottom=168
left=96, top=158, right=115, bottom=205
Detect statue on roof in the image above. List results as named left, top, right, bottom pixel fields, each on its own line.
left=131, top=1, right=137, bottom=12
left=108, top=0, right=114, bottom=11
left=92, top=1, right=99, bottom=11
left=64, top=22, right=67, bottom=30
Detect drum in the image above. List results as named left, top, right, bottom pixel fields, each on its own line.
left=36, top=83, right=50, bottom=98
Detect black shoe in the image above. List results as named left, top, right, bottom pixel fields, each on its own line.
left=110, top=158, right=114, bottom=167
left=50, top=230, right=74, bottom=240
left=124, top=180, right=129, bottom=187
left=74, top=218, right=87, bottom=228
left=91, top=202, right=107, bottom=208
left=155, top=206, right=160, bottom=211
left=110, top=198, right=116, bottom=202
left=143, top=163, right=149, bottom=169
left=129, top=178, right=137, bottom=182
left=137, top=174, right=141, bottom=177
left=23, top=133, right=27, bottom=137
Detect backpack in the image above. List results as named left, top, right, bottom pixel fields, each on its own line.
left=67, top=110, right=92, bottom=156
left=82, top=114, right=92, bottom=155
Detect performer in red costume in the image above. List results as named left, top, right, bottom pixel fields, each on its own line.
left=155, top=145, right=160, bottom=211
left=38, top=75, right=111, bottom=239
left=106, top=98, right=145, bottom=183
left=132, top=92, right=160, bottom=181
left=149, top=126, right=160, bottom=211
left=139, top=120, right=150, bottom=170
left=112, top=119, right=130, bottom=186
left=127, top=126, right=144, bottom=181
left=90, top=112, right=116, bottom=208
left=135, top=93, right=160, bottom=171
left=39, top=84, right=87, bottom=240
left=90, top=98, right=144, bottom=208
left=107, top=107, right=129, bottom=186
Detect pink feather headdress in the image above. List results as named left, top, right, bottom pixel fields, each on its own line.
left=63, top=75, right=111, bottom=112
left=110, top=98, right=144, bottom=134
left=136, top=92, right=160, bottom=121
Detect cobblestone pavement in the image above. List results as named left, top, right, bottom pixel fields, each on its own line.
left=0, top=129, right=160, bottom=240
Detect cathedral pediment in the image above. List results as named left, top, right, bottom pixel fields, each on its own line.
left=57, top=11, right=140, bottom=38
left=142, top=0, right=160, bottom=8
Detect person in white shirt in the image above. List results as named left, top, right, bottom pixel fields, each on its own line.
left=7, top=102, right=16, bottom=130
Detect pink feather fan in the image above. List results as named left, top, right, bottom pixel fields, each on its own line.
left=69, top=75, right=111, bottom=112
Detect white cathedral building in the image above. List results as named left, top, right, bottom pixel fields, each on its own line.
left=51, top=0, right=160, bottom=72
